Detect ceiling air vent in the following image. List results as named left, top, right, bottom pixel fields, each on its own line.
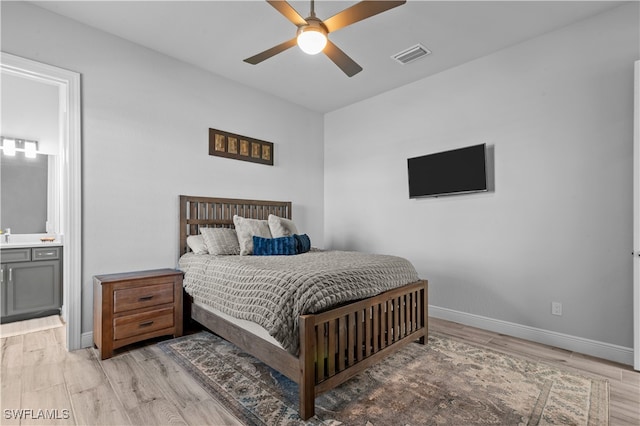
left=391, top=44, right=431, bottom=65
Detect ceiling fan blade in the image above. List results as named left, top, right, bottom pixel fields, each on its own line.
left=266, top=0, right=308, bottom=26
left=323, top=40, right=363, bottom=77
left=323, top=0, right=406, bottom=33
left=244, top=38, right=298, bottom=65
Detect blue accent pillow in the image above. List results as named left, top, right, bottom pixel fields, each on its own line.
left=294, top=234, right=311, bottom=254
left=252, top=235, right=297, bottom=256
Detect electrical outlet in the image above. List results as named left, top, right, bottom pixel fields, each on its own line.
left=551, top=302, right=562, bottom=316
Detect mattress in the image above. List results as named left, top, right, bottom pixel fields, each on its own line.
left=179, top=250, right=419, bottom=354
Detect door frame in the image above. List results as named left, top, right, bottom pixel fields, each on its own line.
left=634, top=60, right=639, bottom=370
left=1, top=52, right=82, bottom=351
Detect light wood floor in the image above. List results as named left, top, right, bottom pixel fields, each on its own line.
left=1, top=318, right=638, bottom=425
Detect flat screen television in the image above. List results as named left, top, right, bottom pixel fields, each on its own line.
left=407, top=143, right=487, bottom=198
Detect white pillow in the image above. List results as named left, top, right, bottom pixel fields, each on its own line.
left=186, top=235, right=208, bottom=254
left=200, top=227, right=240, bottom=255
left=233, top=215, right=271, bottom=255
left=268, top=214, right=299, bottom=237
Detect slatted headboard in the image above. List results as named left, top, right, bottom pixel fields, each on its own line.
left=179, top=195, right=292, bottom=255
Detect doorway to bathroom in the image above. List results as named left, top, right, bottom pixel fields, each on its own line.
left=1, top=53, right=82, bottom=350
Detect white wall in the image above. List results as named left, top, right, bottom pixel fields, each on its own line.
left=325, top=3, right=638, bottom=352
left=1, top=2, right=325, bottom=335
left=1, top=73, right=59, bottom=154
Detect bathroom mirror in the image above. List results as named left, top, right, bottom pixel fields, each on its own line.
left=1, top=153, right=49, bottom=233
left=1, top=70, right=60, bottom=236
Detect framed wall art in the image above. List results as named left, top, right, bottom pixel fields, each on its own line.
left=209, top=128, right=274, bottom=166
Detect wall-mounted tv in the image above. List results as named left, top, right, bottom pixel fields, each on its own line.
left=408, top=143, right=487, bottom=198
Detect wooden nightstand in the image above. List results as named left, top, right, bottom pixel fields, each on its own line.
left=93, top=268, right=183, bottom=360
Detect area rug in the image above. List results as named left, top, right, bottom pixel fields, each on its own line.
left=158, top=331, right=608, bottom=425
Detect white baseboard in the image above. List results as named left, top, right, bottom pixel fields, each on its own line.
left=429, top=305, right=634, bottom=366
left=80, top=331, right=94, bottom=349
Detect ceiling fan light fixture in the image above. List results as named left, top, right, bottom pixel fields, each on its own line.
left=297, top=25, right=327, bottom=55
left=245, top=0, right=407, bottom=76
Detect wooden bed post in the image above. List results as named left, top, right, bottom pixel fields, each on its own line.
left=179, top=195, right=188, bottom=256
left=420, top=280, right=428, bottom=344
left=183, top=291, right=193, bottom=330
left=299, top=315, right=316, bottom=420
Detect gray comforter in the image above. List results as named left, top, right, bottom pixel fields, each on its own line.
left=179, top=250, right=419, bottom=355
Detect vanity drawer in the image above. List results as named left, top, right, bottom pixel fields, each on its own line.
left=1, top=248, right=31, bottom=262
left=113, top=307, right=174, bottom=340
left=32, top=247, right=61, bottom=261
left=113, top=282, right=175, bottom=313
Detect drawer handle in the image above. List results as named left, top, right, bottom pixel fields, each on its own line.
left=138, top=295, right=154, bottom=301
left=39, top=251, right=55, bottom=256
left=139, top=321, right=154, bottom=328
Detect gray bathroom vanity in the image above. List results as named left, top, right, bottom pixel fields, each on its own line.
left=1, top=244, right=62, bottom=323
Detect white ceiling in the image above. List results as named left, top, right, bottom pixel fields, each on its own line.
left=32, top=0, right=623, bottom=113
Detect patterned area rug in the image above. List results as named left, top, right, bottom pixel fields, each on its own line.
left=158, top=331, right=608, bottom=425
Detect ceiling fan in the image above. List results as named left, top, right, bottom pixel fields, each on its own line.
left=244, top=0, right=406, bottom=77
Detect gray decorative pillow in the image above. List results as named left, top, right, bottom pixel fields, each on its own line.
left=268, top=214, right=299, bottom=237
left=200, top=227, right=240, bottom=255
left=233, top=215, right=272, bottom=255
left=186, top=235, right=208, bottom=254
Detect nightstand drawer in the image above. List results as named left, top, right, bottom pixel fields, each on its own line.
left=113, top=282, right=174, bottom=313
left=113, top=307, right=174, bottom=340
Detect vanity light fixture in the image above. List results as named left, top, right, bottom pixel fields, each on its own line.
left=25, top=141, right=37, bottom=158
left=2, top=138, right=16, bottom=156
left=0, top=137, right=39, bottom=157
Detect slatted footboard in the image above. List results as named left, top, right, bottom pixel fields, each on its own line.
left=299, top=279, right=428, bottom=420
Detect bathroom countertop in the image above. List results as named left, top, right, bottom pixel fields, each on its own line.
left=1, top=234, right=63, bottom=249
left=1, top=241, right=63, bottom=249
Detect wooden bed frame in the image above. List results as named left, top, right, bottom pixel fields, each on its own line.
left=179, top=195, right=428, bottom=420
